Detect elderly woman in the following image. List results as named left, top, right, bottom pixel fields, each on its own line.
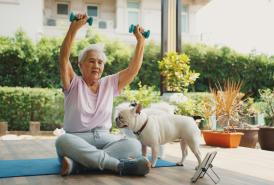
left=55, top=13, right=150, bottom=176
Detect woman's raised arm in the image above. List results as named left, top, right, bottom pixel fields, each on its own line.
left=59, top=13, right=88, bottom=91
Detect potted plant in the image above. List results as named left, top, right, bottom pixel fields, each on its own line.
left=202, top=80, right=244, bottom=148
left=230, top=98, right=260, bottom=148
left=257, top=89, right=274, bottom=151
left=198, top=96, right=216, bottom=130
left=158, top=52, right=199, bottom=102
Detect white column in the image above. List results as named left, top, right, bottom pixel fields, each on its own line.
left=115, top=0, right=127, bottom=33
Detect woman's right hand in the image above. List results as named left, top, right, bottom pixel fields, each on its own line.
left=69, top=13, right=89, bottom=32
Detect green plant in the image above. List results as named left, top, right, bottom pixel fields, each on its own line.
left=175, top=99, right=196, bottom=116
left=116, top=82, right=160, bottom=108
left=236, top=98, right=259, bottom=126
left=183, top=43, right=274, bottom=96
left=136, top=42, right=161, bottom=90
left=175, top=92, right=213, bottom=118
left=0, top=87, right=63, bottom=131
left=112, top=83, right=160, bottom=129
left=258, top=89, right=274, bottom=126
left=158, top=52, right=199, bottom=92
left=0, top=30, right=37, bottom=87
left=1, top=31, right=274, bottom=93
left=210, top=80, right=244, bottom=130
left=103, top=40, right=131, bottom=77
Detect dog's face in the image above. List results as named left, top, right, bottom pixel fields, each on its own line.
left=115, top=104, right=142, bottom=129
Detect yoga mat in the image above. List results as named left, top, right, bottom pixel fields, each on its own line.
left=0, top=157, right=176, bottom=178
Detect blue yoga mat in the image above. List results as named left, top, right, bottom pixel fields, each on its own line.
left=0, top=158, right=176, bottom=178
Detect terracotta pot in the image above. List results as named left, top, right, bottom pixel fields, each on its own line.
left=202, top=130, right=244, bottom=148
left=29, top=121, right=40, bottom=135
left=258, top=127, right=274, bottom=151
left=229, top=128, right=259, bottom=148
left=0, top=121, right=8, bottom=136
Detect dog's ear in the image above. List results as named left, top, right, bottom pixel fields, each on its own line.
left=135, top=104, right=142, bottom=114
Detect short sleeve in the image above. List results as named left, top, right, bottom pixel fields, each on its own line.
left=109, top=73, right=120, bottom=97
left=63, top=74, right=78, bottom=96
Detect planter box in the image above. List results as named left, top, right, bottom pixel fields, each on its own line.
left=29, top=121, right=40, bottom=136
left=229, top=128, right=259, bottom=148
left=258, top=127, right=274, bottom=151
left=202, top=130, right=244, bottom=148
left=0, top=121, right=8, bottom=136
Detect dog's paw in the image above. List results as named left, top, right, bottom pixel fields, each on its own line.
left=176, top=162, right=184, bottom=166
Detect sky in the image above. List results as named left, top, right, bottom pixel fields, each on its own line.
left=197, top=0, right=274, bottom=55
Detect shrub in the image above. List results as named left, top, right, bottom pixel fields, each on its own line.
left=0, top=87, right=63, bottom=131
left=135, top=41, right=161, bottom=90
left=34, top=37, right=63, bottom=88
left=158, top=52, right=199, bottom=92
left=257, top=89, right=274, bottom=126
left=183, top=43, right=274, bottom=97
left=0, top=30, right=37, bottom=87
left=175, top=92, right=212, bottom=117
left=1, top=30, right=273, bottom=97
left=103, top=40, right=132, bottom=77
left=114, top=82, right=161, bottom=108
left=113, top=83, right=160, bottom=129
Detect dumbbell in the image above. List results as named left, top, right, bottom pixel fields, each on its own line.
left=129, top=24, right=150, bottom=39
left=69, top=12, right=93, bottom=26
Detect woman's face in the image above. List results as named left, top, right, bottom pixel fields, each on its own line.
left=79, top=50, right=104, bottom=81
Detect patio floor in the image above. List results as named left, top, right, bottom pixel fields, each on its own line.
left=1, top=138, right=274, bottom=185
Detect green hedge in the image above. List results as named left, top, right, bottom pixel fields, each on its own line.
left=0, top=87, right=63, bottom=131
left=1, top=86, right=213, bottom=131
left=1, top=30, right=273, bottom=97
left=175, top=92, right=212, bottom=117
left=0, top=30, right=161, bottom=90
left=0, top=85, right=161, bottom=131
left=183, top=44, right=274, bottom=96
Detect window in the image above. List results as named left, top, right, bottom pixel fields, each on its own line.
left=181, top=4, right=189, bottom=33
left=47, top=18, right=56, bottom=26
left=57, top=3, right=68, bottom=15
left=98, top=21, right=107, bottom=29
left=87, top=5, right=98, bottom=17
left=127, top=1, right=140, bottom=27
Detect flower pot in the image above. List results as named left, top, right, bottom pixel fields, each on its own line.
left=258, top=127, right=274, bottom=151
left=228, top=128, right=259, bottom=148
left=0, top=121, right=8, bottom=136
left=29, top=121, right=40, bottom=135
left=202, top=130, right=244, bottom=148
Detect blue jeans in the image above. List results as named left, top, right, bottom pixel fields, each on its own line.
left=55, top=128, right=142, bottom=173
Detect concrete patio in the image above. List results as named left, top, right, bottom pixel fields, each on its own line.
left=0, top=137, right=274, bottom=185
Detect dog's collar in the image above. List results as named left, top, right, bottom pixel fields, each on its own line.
left=134, top=118, right=148, bottom=136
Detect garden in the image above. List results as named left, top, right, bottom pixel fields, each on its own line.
left=0, top=30, right=274, bottom=150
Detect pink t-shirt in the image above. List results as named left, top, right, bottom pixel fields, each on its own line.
left=63, top=73, right=120, bottom=133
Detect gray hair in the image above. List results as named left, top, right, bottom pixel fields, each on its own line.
left=78, top=43, right=107, bottom=63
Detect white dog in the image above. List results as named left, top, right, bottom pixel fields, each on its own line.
left=116, top=104, right=202, bottom=168
left=114, top=102, right=175, bottom=158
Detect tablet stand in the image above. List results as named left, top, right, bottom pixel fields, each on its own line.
left=191, top=151, right=220, bottom=184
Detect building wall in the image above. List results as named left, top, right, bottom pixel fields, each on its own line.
left=0, top=0, right=43, bottom=41
left=0, top=0, right=209, bottom=43
left=44, top=0, right=115, bottom=28
left=115, top=0, right=161, bottom=42
left=142, top=0, right=161, bottom=35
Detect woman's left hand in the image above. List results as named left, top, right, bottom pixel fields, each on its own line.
left=133, top=24, right=145, bottom=44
